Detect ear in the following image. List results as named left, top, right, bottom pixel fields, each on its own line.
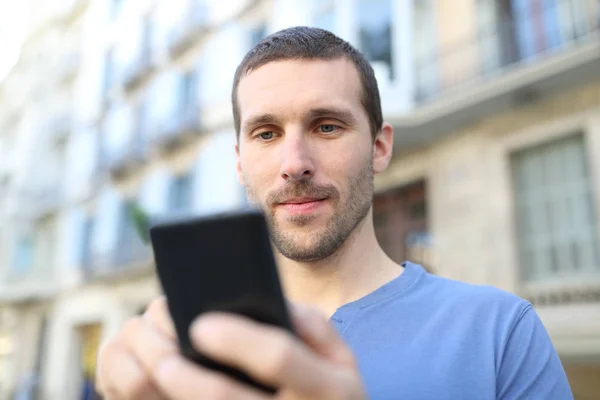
left=373, top=122, right=393, bottom=174
left=235, top=144, right=245, bottom=185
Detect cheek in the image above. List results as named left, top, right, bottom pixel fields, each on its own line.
left=240, top=153, right=279, bottom=193
left=325, top=142, right=371, bottom=181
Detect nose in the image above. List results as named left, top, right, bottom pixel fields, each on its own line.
left=279, top=131, right=314, bottom=182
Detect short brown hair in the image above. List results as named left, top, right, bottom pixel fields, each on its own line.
left=231, top=26, right=383, bottom=140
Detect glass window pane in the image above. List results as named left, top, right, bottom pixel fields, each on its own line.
left=357, top=0, right=393, bottom=80
left=511, top=133, right=599, bottom=282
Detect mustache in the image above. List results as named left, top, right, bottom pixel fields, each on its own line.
left=265, top=182, right=339, bottom=206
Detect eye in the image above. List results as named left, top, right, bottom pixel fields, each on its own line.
left=258, top=131, right=275, bottom=140
left=319, top=124, right=338, bottom=134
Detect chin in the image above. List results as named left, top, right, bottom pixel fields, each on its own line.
left=272, top=226, right=343, bottom=263
left=277, top=245, right=335, bottom=263
left=277, top=207, right=332, bottom=226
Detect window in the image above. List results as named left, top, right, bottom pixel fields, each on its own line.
left=11, top=236, right=34, bottom=275
left=34, top=217, right=56, bottom=275
left=357, top=0, right=394, bottom=80
left=373, top=180, right=431, bottom=271
left=511, top=0, right=565, bottom=60
left=133, top=100, right=148, bottom=154
left=477, top=0, right=498, bottom=72
left=78, top=323, right=103, bottom=395
left=413, top=0, right=437, bottom=101
left=141, top=14, right=153, bottom=64
left=313, top=0, right=335, bottom=33
left=485, top=0, right=521, bottom=69
left=511, top=134, right=600, bottom=283
left=102, top=49, right=114, bottom=98
left=112, top=0, right=125, bottom=19
left=80, top=216, right=94, bottom=267
left=169, top=171, right=194, bottom=212
left=117, top=199, right=143, bottom=264
left=180, top=70, right=197, bottom=112
left=52, top=138, right=67, bottom=182
left=250, top=23, right=266, bottom=46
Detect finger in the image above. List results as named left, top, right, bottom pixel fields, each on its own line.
left=96, top=343, right=166, bottom=400
left=153, top=355, right=270, bottom=400
left=190, top=313, right=344, bottom=397
left=143, top=296, right=177, bottom=340
left=125, top=316, right=179, bottom=378
left=290, top=303, right=356, bottom=366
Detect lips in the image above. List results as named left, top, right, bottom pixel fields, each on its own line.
left=276, top=197, right=327, bottom=216
left=279, top=197, right=325, bottom=205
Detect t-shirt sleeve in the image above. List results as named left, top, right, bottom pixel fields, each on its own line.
left=496, top=304, right=574, bottom=399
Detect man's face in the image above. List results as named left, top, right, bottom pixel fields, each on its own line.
left=235, top=58, right=377, bottom=262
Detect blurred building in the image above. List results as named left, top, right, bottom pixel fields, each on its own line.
left=0, top=0, right=598, bottom=399
left=373, top=2, right=600, bottom=399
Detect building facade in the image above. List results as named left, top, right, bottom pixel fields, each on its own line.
left=0, top=0, right=598, bottom=399
left=373, top=1, right=600, bottom=398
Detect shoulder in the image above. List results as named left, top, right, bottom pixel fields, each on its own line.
left=407, top=262, right=532, bottom=327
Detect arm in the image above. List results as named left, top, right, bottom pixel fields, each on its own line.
left=497, top=305, right=574, bottom=399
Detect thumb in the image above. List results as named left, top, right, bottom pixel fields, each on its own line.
left=289, top=303, right=356, bottom=367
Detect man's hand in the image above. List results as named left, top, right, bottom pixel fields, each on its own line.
left=96, top=297, right=177, bottom=400
left=96, top=297, right=367, bottom=399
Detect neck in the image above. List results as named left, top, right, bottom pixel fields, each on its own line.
left=275, top=208, right=402, bottom=318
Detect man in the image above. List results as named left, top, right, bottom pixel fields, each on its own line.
left=96, top=27, right=573, bottom=399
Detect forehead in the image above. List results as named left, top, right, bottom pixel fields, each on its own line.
left=237, top=58, right=364, bottom=122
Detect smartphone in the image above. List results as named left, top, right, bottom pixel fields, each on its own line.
left=149, top=208, right=294, bottom=394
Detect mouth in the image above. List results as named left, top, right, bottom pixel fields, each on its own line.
left=279, top=197, right=326, bottom=205
left=276, top=197, right=328, bottom=215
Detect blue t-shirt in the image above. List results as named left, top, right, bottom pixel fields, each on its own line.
left=330, top=262, right=573, bottom=399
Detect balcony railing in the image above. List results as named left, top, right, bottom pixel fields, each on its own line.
left=121, top=49, right=154, bottom=92
left=414, top=1, right=600, bottom=103
left=26, top=185, right=63, bottom=218
left=57, top=50, right=81, bottom=83
left=521, top=276, right=600, bottom=307
left=151, top=105, right=202, bottom=154
left=106, top=129, right=149, bottom=180
left=82, top=240, right=153, bottom=281
left=167, top=1, right=208, bottom=59
left=48, top=113, right=72, bottom=143
left=0, top=268, right=58, bottom=302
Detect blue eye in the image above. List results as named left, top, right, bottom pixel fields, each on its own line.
left=320, top=125, right=337, bottom=133
left=259, top=131, right=274, bottom=140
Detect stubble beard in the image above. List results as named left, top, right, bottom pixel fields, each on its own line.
left=245, top=160, right=374, bottom=262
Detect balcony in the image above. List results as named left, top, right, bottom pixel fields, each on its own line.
left=0, top=249, right=58, bottom=304
left=167, top=1, right=208, bottom=59
left=392, top=4, right=600, bottom=152
left=519, top=277, right=600, bottom=367
left=106, top=131, right=149, bottom=181
left=26, top=185, right=63, bottom=219
left=0, top=273, right=58, bottom=304
left=82, top=240, right=153, bottom=282
left=48, top=112, right=72, bottom=144
left=56, top=49, right=81, bottom=84
left=121, top=50, right=154, bottom=92
left=53, top=0, right=90, bottom=24
left=151, top=106, right=203, bottom=155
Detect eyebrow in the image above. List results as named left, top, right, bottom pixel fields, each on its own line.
left=242, top=107, right=358, bottom=134
left=242, top=114, right=280, bottom=133
left=305, top=107, right=358, bottom=126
